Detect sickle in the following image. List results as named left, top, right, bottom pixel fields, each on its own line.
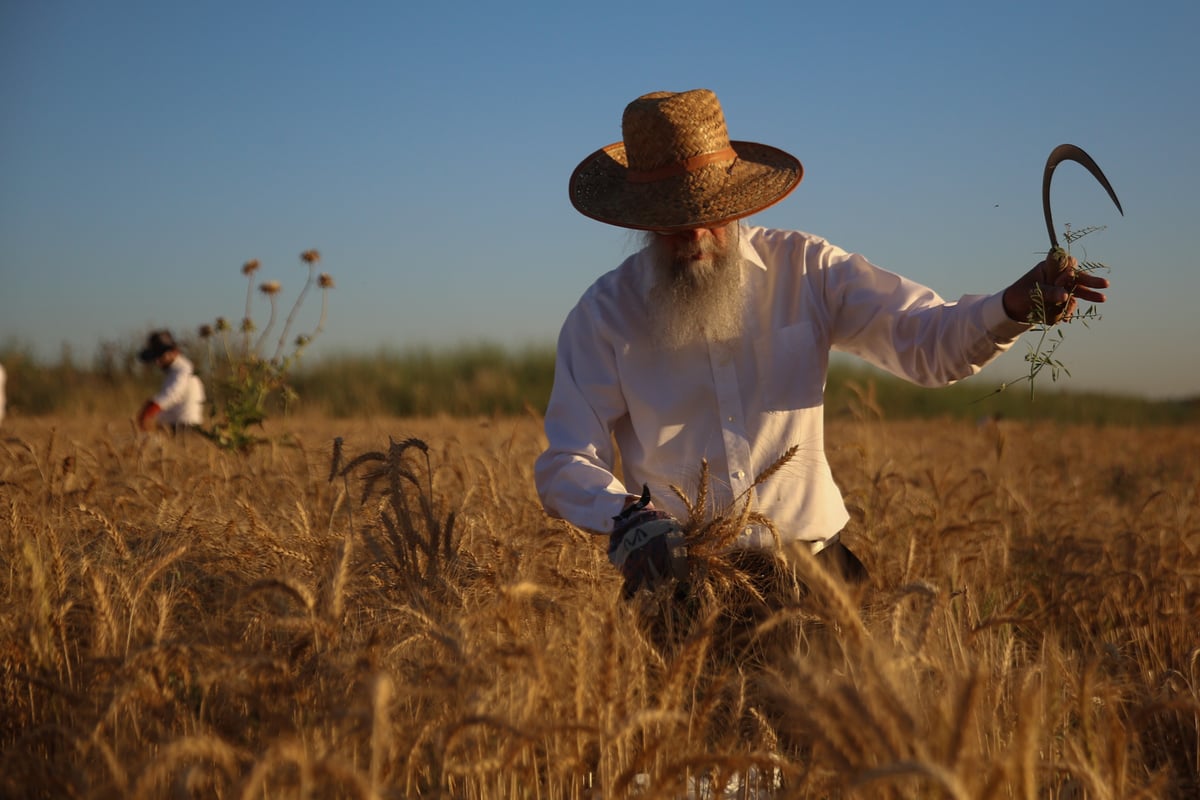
left=1042, top=144, right=1124, bottom=251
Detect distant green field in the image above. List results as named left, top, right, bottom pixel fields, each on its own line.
left=2, top=343, right=1196, bottom=425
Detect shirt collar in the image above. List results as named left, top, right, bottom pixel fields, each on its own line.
left=738, top=224, right=767, bottom=272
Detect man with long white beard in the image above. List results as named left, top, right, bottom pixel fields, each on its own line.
left=535, top=89, right=1108, bottom=602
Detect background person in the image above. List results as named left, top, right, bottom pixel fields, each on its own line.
left=534, top=89, right=1106, bottom=607
left=137, top=330, right=206, bottom=432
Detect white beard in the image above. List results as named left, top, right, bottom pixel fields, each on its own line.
left=645, top=228, right=745, bottom=350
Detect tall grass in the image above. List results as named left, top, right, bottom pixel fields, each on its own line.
left=2, top=342, right=1196, bottom=424
left=291, top=345, right=557, bottom=418
left=2, top=412, right=1197, bottom=797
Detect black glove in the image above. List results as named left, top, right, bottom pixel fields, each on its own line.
left=608, top=485, right=689, bottom=597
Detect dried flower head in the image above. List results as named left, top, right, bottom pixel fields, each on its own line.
left=241, top=317, right=256, bottom=333
left=295, top=334, right=311, bottom=347
left=215, top=317, right=231, bottom=332
left=259, top=281, right=282, bottom=296
left=318, top=273, right=335, bottom=289
left=301, top=249, right=321, bottom=264
left=242, top=259, right=261, bottom=275
left=198, top=324, right=214, bottom=339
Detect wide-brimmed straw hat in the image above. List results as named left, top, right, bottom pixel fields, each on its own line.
left=569, top=89, right=803, bottom=232
left=139, top=330, right=178, bottom=363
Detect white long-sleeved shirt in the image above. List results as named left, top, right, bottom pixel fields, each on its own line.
left=535, top=224, right=1029, bottom=548
left=154, top=354, right=206, bottom=426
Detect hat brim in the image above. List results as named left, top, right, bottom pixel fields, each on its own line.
left=569, top=140, right=803, bottom=232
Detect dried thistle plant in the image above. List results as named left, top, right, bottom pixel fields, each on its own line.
left=197, top=250, right=335, bottom=451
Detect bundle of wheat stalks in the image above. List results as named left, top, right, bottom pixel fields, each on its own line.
left=1, top=413, right=1197, bottom=798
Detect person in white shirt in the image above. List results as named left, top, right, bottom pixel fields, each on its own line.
left=534, top=89, right=1107, bottom=600
left=137, top=330, right=206, bottom=431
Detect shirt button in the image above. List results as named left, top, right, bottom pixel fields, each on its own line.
left=733, top=470, right=745, bottom=480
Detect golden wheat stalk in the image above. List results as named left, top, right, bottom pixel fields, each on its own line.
left=129, top=734, right=246, bottom=800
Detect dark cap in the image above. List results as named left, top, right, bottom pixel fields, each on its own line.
left=139, top=330, right=178, bottom=363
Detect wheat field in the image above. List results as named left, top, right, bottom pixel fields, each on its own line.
left=1, top=412, right=1197, bottom=798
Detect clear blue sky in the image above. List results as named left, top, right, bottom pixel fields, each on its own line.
left=2, top=0, right=1197, bottom=399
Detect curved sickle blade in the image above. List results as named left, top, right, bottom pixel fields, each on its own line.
left=1042, top=144, right=1124, bottom=250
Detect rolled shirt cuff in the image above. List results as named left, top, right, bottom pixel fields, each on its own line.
left=982, top=290, right=1032, bottom=343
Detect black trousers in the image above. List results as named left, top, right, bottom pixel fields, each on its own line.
left=812, top=537, right=870, bottom=586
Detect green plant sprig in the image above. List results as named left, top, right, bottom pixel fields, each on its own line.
left=978, top=224, right=1110, bottom=403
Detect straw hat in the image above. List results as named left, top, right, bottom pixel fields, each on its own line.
left=569, top=89, right=803, bottom=232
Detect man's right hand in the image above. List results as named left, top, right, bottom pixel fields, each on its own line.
left=608, top=485, right=689, bottom=597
